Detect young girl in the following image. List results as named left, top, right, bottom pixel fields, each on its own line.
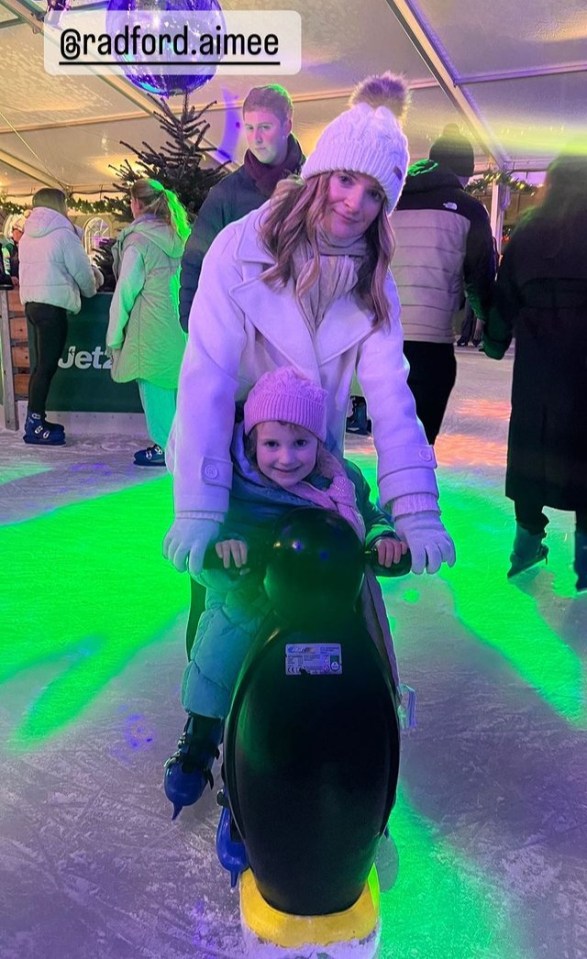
left=106, top=178, right=190, bottom=466
left=164, top=366, right=407, bottom=818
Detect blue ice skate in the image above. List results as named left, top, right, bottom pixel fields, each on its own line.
left=163, top=713, right=223, bottom=819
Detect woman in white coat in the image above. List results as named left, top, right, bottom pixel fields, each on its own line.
left=107, top=178, right=190, bottom=466
left=164, top=73, right=455, bottom=580
left=163, top=73, right=456, bottom=812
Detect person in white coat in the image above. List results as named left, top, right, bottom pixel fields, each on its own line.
left=162, top=71, right=456, bottom=805
left=18, top=188, right=100, bottom=445
left=165, top=72, right=455, bottom=582
left=107, top=178, right=190, bottom=466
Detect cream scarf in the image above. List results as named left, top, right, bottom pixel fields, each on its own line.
left=291, top=228, right=368, bottom=331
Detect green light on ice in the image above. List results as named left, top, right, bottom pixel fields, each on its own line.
left=0, top=475, right=187, bottom=749
left=439, top=478, right=584, bottom=725
left=380, top=790, right=527, bottom=959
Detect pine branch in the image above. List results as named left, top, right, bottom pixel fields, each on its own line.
left=104, top=93, right=230, bottom=222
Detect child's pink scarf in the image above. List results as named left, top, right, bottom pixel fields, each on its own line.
left=287, top=447, right=366, bottom=541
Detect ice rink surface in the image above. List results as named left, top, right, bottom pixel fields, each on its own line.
left=1, top=347, right=586, bottom=959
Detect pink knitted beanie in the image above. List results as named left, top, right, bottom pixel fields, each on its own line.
left=244, top=367, right=328, bottom=441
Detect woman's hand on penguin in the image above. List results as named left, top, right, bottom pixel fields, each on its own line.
left=163, top=518, right=221, bottom=577
left=393, top=512, right=456, bottom=574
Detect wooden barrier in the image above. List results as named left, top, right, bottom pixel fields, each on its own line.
left=8, top=289, right=29, bottom=405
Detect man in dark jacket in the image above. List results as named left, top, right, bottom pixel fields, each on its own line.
left=179, top=83, right=304, bottom=331
left=180, top=84, right=304, bottom=653
left=391, top=125, right=495, bottom=443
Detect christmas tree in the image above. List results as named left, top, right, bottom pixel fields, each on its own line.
left=72, top=93, right=228, bottom=221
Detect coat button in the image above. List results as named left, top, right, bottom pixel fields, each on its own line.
left=204, top=464, right=219, bottom=479
left=418, top=449, right=432, bottom=461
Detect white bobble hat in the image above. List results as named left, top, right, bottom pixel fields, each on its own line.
left=301, top=72, right=410, bottom=212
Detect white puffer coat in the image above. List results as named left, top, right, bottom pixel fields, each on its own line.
left=18, top=208, right=98, bottom=313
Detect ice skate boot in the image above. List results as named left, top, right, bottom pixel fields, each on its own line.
left=42, top=415, right=65, bottom=434
left=23, top=412, right=65, bottom=446
left=216, top=788, right=248, bottom=888
left=134, top=444, right=165, bottom=466
left=164, top=713, right=223, bottom=819
left=507, top=524, right=548, bottom=578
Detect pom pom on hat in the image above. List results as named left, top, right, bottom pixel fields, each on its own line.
left=429, top=124, right=475, bottom=179
left=348, top=72, right=409, bottom=122
left=244, top=367, right=328, bottom=442
left=301, top=72, right=410, bottom=211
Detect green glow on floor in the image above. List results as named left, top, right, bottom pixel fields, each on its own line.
left=438, top=478, right=584, bottom=725
left=381, top=790, right=526, bottom=959
left=0, top=474, right=187, bottom=749
left=351, top=454, right=584, bottom=726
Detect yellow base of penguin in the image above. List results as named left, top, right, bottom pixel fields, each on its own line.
left=239, top=865, right=381, bottom=958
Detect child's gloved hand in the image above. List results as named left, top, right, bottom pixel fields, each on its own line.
left=163, top=518, right=221, bottom=577
left=215, top=538, right=249, bottom=570
left=393, top=512, right=456, bottom=574
left=372, top=535, right=408, bottom=568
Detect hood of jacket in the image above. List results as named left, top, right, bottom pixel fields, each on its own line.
left=401, top=158, right=465, bottom=197
left=117, top=215, right=185, bottom=258
left=24, top=207, right=78, bottom=239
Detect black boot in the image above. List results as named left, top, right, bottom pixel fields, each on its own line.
left=163, top=713, right=223, bottom=819
left=507, top=524, right=548, bottom=578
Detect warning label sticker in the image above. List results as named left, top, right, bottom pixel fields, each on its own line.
left=285, top=644, right=342, bottom=676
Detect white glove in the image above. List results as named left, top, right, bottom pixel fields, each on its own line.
left=394, top=512, right=456, bottom=575
left=163, top=518, right=220, bottom=578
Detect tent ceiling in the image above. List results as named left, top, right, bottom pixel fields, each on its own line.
left=0, top=0, right=585, bottom=199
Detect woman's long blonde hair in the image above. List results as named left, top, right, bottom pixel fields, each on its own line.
left=130, top=178, right=190, bottom=243
left=258, top=173, right=395, bottom=329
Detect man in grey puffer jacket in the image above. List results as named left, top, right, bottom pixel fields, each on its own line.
left=392, top=125, right=495, bottom=443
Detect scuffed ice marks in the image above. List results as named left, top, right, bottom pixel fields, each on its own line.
left=2, top=352, right=587, bottom=959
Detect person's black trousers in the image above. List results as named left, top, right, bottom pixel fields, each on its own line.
left=515, top=499, right=587, bottom=536
left=26, top=302, right=68, bottom=415
left=403, top=341, right=457, bottom=445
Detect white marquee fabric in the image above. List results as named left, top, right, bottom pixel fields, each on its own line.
left=0, top=0, right=585, bottom=199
